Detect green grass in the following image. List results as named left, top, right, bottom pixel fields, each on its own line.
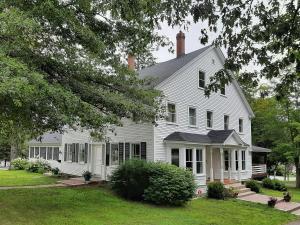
left=0, top=187, right=297, bottom=225
left=0, top=170, right=59, bottom=187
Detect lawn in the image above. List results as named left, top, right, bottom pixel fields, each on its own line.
left=261, top=181, right=300, bottom=203
left=0, top=170, right=59, bottom=187
left=0, top=187, right=297, bottom=225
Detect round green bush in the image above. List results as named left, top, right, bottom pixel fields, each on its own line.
left=273, top=179, right=287, bottom=191
left=10, top=158, right=29, bottom=170
left=262, top=178, right=274, bottom=189
left=110, top=159, right=196, bottom=205
left=207, top=182, right=225, bottom=199
left=26, top=160, right=50, bottom=173
left=245, top=180, right=261, bottom=193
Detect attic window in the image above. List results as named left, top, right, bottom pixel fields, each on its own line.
left=198, top=71, right=205, bottom=88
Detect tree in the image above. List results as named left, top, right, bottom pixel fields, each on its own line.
left=190, top=0, right=300, bottom=98
left=0, top=0, right=192, bottom=159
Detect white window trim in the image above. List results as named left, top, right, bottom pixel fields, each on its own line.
left=241, top=150, right=246, bottom=171
left=198, top=70, right=206, bottom=89
left=166, top=101, right=178, bottom=125
left=188, top=106, right=197, bottom=128
left=206, top=110, right=213, bottom=129
left=224, top=114, right=230, bottom=130
left=239, top=117, right=244, bottom=134
left=131, top=143, right=141, bottom=159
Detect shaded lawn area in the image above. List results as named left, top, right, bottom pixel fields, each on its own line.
left=0, top=187, right=297, bottom=225
left=0, top=170, right=59, bottom=187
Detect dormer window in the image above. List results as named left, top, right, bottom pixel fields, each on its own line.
left=198, top=71, right=205, bottom=88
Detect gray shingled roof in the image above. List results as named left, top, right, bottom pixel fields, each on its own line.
left=29, top=132, right=62, bottom=145
left=139, top=46, right=211, bottom=86
left=252, top=145, right=272, bottom=153
left=164, top=130, right=248, bottom=146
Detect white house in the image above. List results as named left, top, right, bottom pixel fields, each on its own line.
left=28, top=31, right=258, bottom=186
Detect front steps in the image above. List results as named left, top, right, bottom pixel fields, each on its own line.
left=225, top=182, right=256, bottom=197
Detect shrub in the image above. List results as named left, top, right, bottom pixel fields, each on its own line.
left=143, top=163, right=196, bottom=206
left=262, top=178, right=274, bottom=189
left=26, top=160, right=50, bottom=173
left=51, top=167, right=60, bottom=175
left=110, top=159, right=196, bottom=205
left=10, top=158, right=28, bottom=170
left=207, top=182, right=225, bottom=199
left=268, top=197, right=277, bottom=207
left=273, top=179, right=287, bottom=191
left=83, top=171, right=92, bottom=181
left=245, top=180, right=261, bottom=193
left=224, top=187, right=238, bottom=198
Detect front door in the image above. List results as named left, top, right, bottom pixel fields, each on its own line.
left=92, top=145, right=103, bottom=177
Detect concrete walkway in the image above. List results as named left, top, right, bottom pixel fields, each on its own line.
left=0, top=183, right=66, bottom=190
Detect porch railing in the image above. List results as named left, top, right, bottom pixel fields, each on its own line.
left=252, top=164, right=267, bottom=174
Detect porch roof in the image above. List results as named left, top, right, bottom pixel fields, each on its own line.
left=164, top=130, right=249, bottom=146
left=28, top=132, right=62, bottom=145
left=252, top=145, right=272, bottom=153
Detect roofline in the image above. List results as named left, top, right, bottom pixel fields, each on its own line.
left=164, top=140, right=248, bottom=148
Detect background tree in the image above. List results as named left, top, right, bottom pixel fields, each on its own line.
left=0, top=0, right=192, bottom=159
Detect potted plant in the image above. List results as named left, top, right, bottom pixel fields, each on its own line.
left=83, top=171, right=92, bottom=182
left=283, top=192, right=292, bottom=202
left=268, top=197, right=277, bottom=207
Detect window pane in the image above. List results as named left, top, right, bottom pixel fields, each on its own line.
left=224, top=115, right=229, bottom=130
left=196, top=162, right=203, bottom=174
left=207, top=111, right=213, bottom=128
left=35, top=147, right=39, bottom=158
left=47, top=147, right=53, bottom=160
left=171, top=149, right=179, bottom=167
left=167, top=103, right=176, bottom=123
left=131, top=144, right=141, bottom=159
left=189, top=108, right=196, bottom=126
left=53, top=147, right=59, bottom=160
left=40, top=147, right=46, bottom=159
left=79, top=144, right=85, bottom=162
left=30, top=147, right=34, bottom=158
left=111, top=144, right=119, bottom=165
left=186, top=149, right=193, bottom=169
left=199, top=71, right=205, bottom=88
left=235, top=151, right=239, bottom=170
left=224, top=150, right=229, bottom=171
left=239, top=119, right=243, bottom=132
left=242, top=151, right=246, bottom=170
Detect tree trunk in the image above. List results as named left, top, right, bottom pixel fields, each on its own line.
left=10, top=144, right=18, bottom=161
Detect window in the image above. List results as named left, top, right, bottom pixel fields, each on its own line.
left=242, top=150, right=246, bottom=170
left=131, top=143, right=141, bottom=159
left=224, top=150, right=229, bottom=171
left=171, top=149, right=179, bottom=167
left=47, top=147, right=53, bottom=160
left=79, top=144, right=85, bottom=163
left=111, top=143, right=119, bottom=165
left=207, top=111, right=213, bottom=128
left=53, top=147, right=59, bottom=160
left=66, top=144, right=72, bottom=161
left=235, top=150, right=239, bottom=170
left=239, top=118, right=244, bottom=133
left=186, top=149, right=193, bottom=169
left=188, top=107, right=197, bottom=126
left=196, top=149, right=203, bottom=174
left=224, top=115, right=229, bottom=130
left=35, top=147, right=39, bottom=158
left=198, top=71, right=205, bottom=88
left=167, top=103, right=176, bottom=123
left=29, top=147, right=34, bottom=158
left=220, top=84, right=226, bottom=95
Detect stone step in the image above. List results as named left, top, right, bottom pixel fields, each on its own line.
left=291, top=208, right=300, bottom=216
left=275, top=201, right=300, bottom=213
left=225, top=183, right=246, bottom=190
left=238, top=188, right=251, bottom=193
left=238, top=191, right=256, bottom=198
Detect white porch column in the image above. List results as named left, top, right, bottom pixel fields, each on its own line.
left=220, top=147, right=224, bottom=183
left=210, top=147, right=214, bottom=182
left=228, top=149, right=232, bottom=180
left=238, top=149, right=242, bottom=181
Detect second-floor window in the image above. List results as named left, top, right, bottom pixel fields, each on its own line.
left=207, top=111, right=213, bottom=128
left=188, top=107, right=197, bottom=126
left=220, top=83, right=226, bottom=95
left=224, top=115, right=229, bottom=130
left=167, top=103, right=176, bottom=123
left=198, top=71, right=205, bottom=88
left=239, top=118, right=244, bottom=133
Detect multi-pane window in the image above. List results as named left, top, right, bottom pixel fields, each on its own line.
left=111, top=143, right=119, bottom=165
left=186, top=149, right=193, bottom=169
left=207, top=111, right=213, bottom=128
left=239, top=118, right=244, bottom=133
left=189, top=107, right=197, bottom=126
left=220, top=84, right=226, bottom=95
left=171, top=149, right=179, bottom=167
left=47, top=147, right=53, bottom=160
left=242, top=150, right=246, bottom=170
left=53, top=147, right=59, bottom=160
left=35, top=147, right=39, bottom=158
left=40, top=147, right=46, bottom=159
left=79, top=144, right=85, bottom=163
left=235, top=150, right=239, bottom=170
left=167, top=103, right=176, bottom=123
left=196, top=149, right=203, bottom=174
left=131, top=143, right=141, bottom=159
left=224, top=150, right=229, bottom=171
left=30, top=147, right=34, bottom=158
left=198, top=71, right=205, bottom=88
left=224, top=115, right=229, bottom=130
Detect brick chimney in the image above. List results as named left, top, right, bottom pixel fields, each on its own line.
left=176, top=31, right=185, bottom=58
left=127, top=54, right=135, bottom=70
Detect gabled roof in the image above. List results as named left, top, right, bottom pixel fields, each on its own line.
left=164, top=130, right=249, bottom=146
left=252, top=145, right=272, bottom=153
left=139, top=46, right=211, bottom=86
left=29, top=132, right=62, bottom=145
